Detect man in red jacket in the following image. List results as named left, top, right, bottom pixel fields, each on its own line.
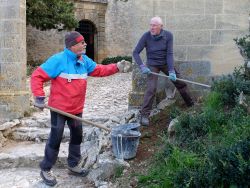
left=31, top=31, right=131, bottom=186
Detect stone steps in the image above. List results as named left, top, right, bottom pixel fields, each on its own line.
left=10, top=127, right=70, bottom=143
left=0, top=141, right=68, bottom=169
left=0, top=141, right=127, bottom=188
left=0, top=167, right=93, bottom=188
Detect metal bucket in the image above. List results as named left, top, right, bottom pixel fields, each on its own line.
left=111, top=123, right=141, bottom=160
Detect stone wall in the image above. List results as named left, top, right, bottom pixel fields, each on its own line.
left=105, top=0, right=134, bottom=57
left=27, top=26, right=66, bottom=64
left=0, top=0, right=29, bottom=124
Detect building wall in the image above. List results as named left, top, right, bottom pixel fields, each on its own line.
left=0, top=0, right=29, bottom=124
left=27, top=0, right=250, bottom=75
left=127, top=0, right=249, bottom=75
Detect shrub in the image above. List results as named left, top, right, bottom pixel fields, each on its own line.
left=212, top=67, right=250, bottom=107
left=101, top=56, right=132, bottom=65
left=207, top=139, right=250, bottom=187
left=234, top=34, right=250, bottom=60
left=138, top=145, right=203, bottom=188
left=174, top=139, right=250, bottom=188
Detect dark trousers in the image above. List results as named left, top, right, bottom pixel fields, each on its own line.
left=40, top=111, right=83, bottom=171
left=141, top=65, right=193, bottom=117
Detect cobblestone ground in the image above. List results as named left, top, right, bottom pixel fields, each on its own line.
left=83, top=72, right=132, bottom=120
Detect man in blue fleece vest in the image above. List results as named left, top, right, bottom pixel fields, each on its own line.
left=133, top=16, right=193, bottom=126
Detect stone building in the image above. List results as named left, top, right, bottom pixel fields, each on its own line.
left=0, top=0, right=249, bottom=123
left=27, top=0, right=250, bottom=74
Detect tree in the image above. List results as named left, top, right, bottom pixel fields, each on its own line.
left=26, top=0, right=78, bottom=31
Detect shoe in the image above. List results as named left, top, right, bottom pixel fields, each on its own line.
left=68, top=158, right=89, bottom=177
left=40, top=170, right=57, bottom=186
left=140, top=116, right=149, bottom=126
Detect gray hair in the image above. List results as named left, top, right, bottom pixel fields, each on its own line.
left=150, top=16, right=163, bottom=25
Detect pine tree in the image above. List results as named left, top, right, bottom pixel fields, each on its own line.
left=26, top=0, right=78, bottom=31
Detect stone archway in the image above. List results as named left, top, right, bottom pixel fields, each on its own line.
left=76, top=20, right=97, bottom=60
left=74, top=0, right=108, bottom=63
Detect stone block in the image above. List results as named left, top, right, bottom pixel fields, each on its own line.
left=0, top=49, right=25, bottom=63
left=83, top=3, right=97, bottom=10
left=205, top=0, right=223, bottom=14
left=128, top=91, right=144, bottom=109
left=134, top=0, right=154, bottom=16
left=0, top=119, right=20, bottom=131
left=154, top=0, right=174, bottom=16
left=0, top=35, right=22, bottom=49
left=173, top=15, right=215, bottom=30
left=174, top=61, right=212, bottom=91
left=175, top=30, right=210, bottom=45
left=165, top=15, right=175, bottom=31
left=0, top=5, right=20, bottom=19
left=0, top=95, right=29, bottom=124
left=0, top=21, right=22, bottom=34
left=174, top=46, right=187, bottom=61
left=131, top=65, right=147, bottom=92
left=174, top=0, right=205, bottom=15
left=187, top=46, right=213, bottom=60
left=0, top=62, right=26, bottom=90
left=212, top=60, right=242, bottom=75
left=0, top=0, right=16, bottom=6
left=177, top=60, right=211, bottom=79
left=211, top=30, right=246, bottom=45
left=224, top=0, right=250, bottom=14
left=216, top=15, right=249, bottom=30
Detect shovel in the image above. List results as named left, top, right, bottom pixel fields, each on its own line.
left=150, top=72, right=211, bottom=88
left=45, top=105, right=111, bottom=132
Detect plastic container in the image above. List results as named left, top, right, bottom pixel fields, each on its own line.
left=111, top=123, right=141, bottom=160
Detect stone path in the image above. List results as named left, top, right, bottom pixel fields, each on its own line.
left=0, top=72, right=133, bottom=188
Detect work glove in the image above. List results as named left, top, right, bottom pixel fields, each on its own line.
left=169, top=71, right=177, bottom=81
left=117, top=60, right=132, bottom=73
left=140, top=64, right=151, bottom=75
left=34, top=96, right=45, bottom=110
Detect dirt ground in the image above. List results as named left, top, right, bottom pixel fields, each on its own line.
left=112, top=109, right=171, bottom=188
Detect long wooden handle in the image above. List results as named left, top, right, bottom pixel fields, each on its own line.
left=45, top=105, right=111, bottom=132
left=150, top=72, right=211, bottom=88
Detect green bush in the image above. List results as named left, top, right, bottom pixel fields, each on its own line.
left=174, top=138, right=250, bottom=188
left=234, top=34, right=250, bottom=59
left=138, top=144, right=203, bottom=188
left=100, top=56, right=132, bottom=65
left=212, top=67, right=250, bottom=107
left=206, top=139, right=250, bottom=187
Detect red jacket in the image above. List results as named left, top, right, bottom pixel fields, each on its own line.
left=31, top=48, right=118, bottom=114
